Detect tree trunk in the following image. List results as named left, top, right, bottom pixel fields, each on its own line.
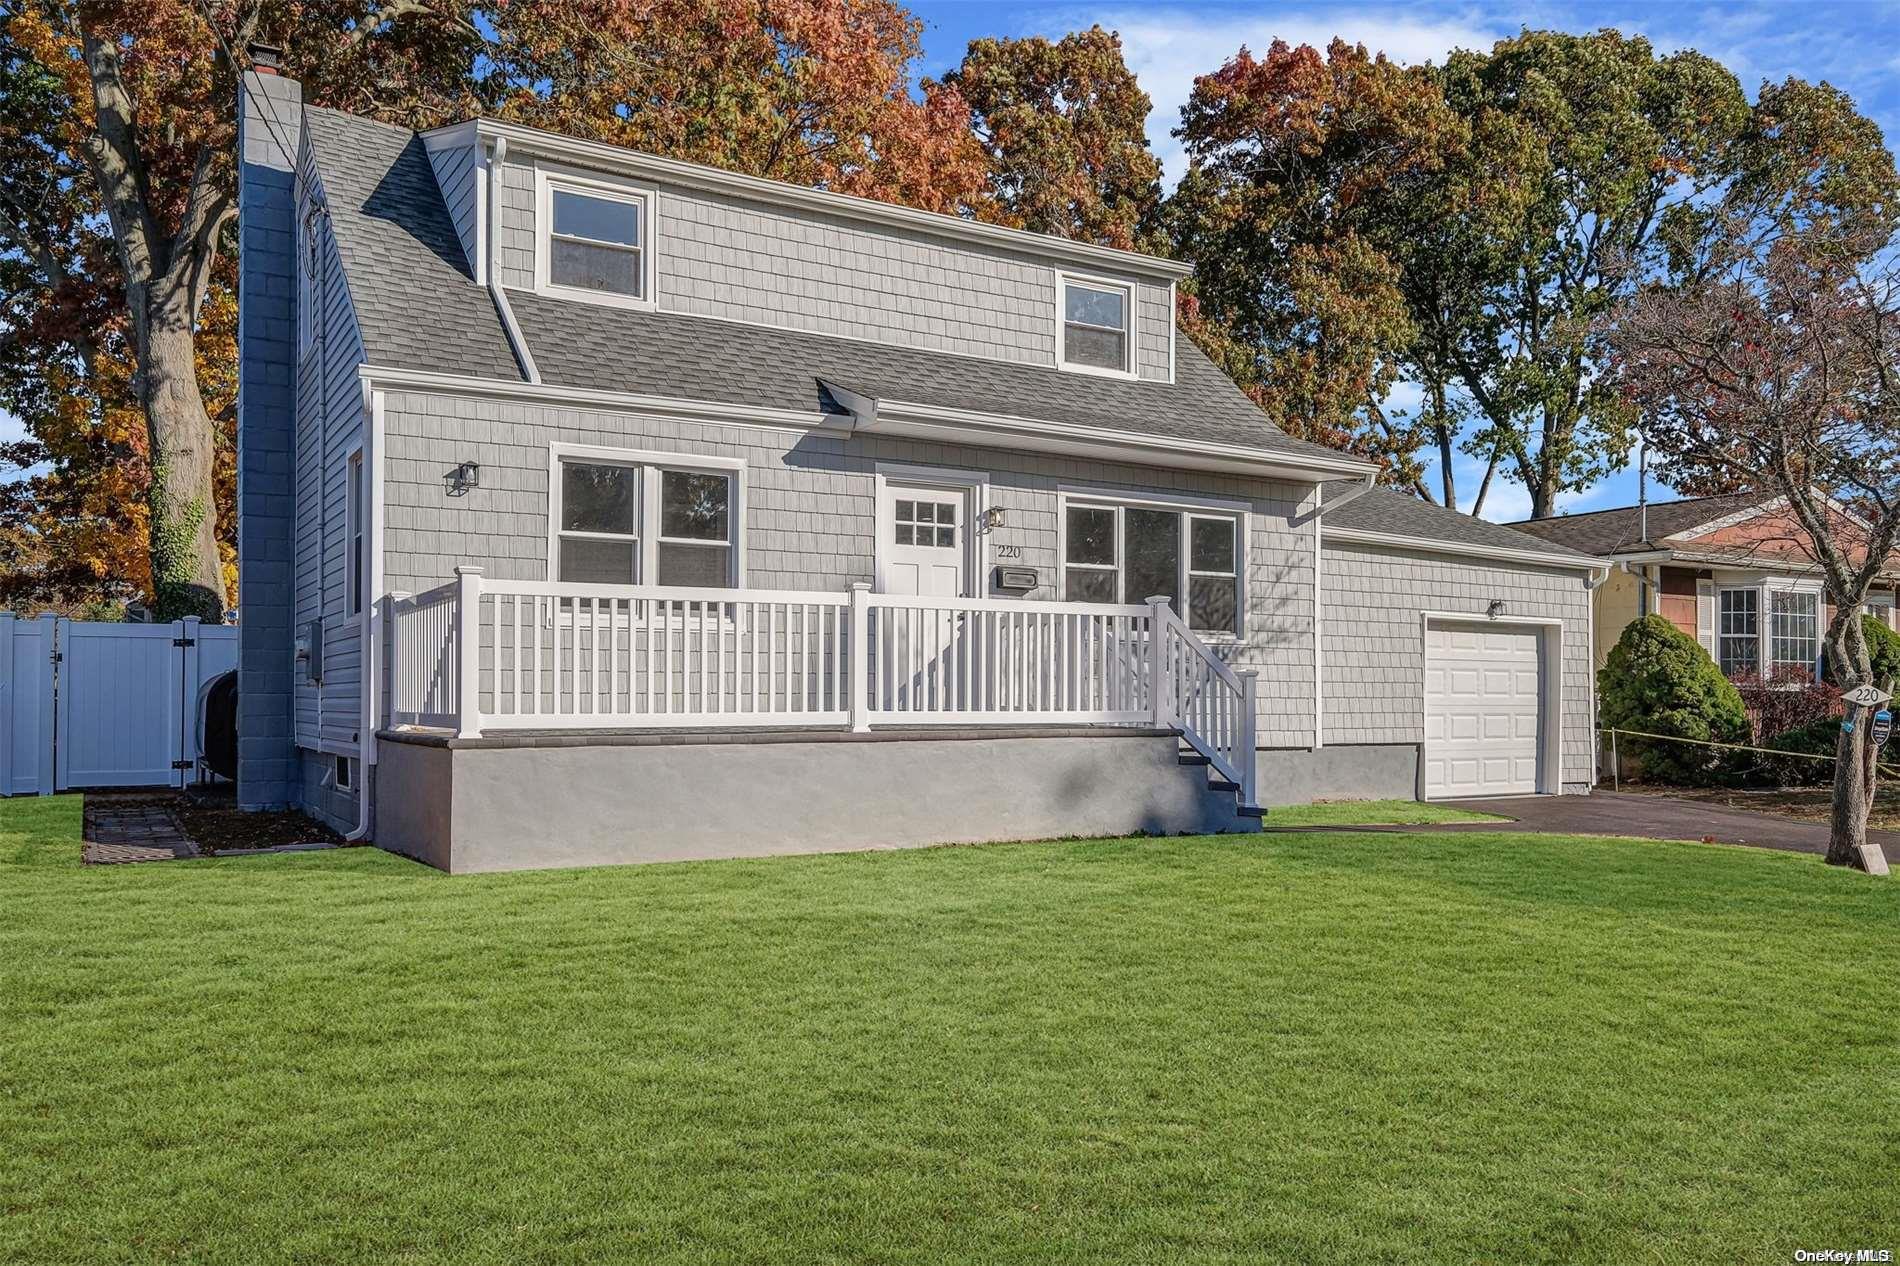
left=1827, top=716, right=1874, bottom=867
left=140, top=294, right=225, bottom=622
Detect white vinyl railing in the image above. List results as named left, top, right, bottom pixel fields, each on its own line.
left=386, top=569, right=1257, bottom=804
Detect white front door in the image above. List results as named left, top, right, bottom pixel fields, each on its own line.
left=876, top=482, right=969, bottom=597
left=1423, top=621, right=1545, bottom=799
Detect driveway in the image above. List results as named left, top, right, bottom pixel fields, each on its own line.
left=1428, top=791, right=1900, bottom=864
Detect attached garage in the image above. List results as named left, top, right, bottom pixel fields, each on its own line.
left=1310, top=485, right=1607, bottom=802
left=1422, top=620, right=1551, bottom=798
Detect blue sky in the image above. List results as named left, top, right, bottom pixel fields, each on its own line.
left=908, top=0, right=1900, bottom=520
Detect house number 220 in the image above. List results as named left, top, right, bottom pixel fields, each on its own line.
left=995, top=544, right=1023, bottom=559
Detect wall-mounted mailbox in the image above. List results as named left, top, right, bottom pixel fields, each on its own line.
left=296, top=617, right=323, bottom=685
left=994, top=566, right=1039, bottom=593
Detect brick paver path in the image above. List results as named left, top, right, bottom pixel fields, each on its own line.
left=82, top=797, right=199, bottom=865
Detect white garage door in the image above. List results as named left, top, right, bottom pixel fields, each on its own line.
left=1424, top=622, right=1544, bottom=798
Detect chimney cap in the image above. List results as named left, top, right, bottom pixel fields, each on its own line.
left=247, top=42, right=284, bottom=73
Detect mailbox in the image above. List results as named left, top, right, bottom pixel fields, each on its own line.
left=994, top=566, right=1039, bottom=593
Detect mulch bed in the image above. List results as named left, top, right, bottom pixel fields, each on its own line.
left=81, top=786, right=341, bottom=864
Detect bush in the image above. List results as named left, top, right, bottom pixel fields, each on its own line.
left=1598, top=614, right=1750, bottom=785
left=1733, top=666, right=1838, bottom=745
left=1864, top=614, right=1900, bottom=685
left=1759, top=717, right=1843, bottom=787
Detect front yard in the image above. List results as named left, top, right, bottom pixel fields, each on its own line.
left=3, top=797, right=1895, bottom=1264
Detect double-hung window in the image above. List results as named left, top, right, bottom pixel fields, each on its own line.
left=539, top=169, right=654, bottom=305
left=554, top=451, right=738, bottom=587
left=1717, top=587, right=1759, bottom=678
left=1770, top=588, right=1820, bottom=676
left=1058, top=275, right=1132, bottom=375
left=1061, top=499, right=1242, bottom=635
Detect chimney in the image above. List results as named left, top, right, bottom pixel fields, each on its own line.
left=234, top=59, right=302, bottom=809
left=247, top=42, right=284, bottom=74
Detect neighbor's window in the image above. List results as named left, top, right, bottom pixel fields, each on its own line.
left=547, top=185, right=645, bottom=299
left=1062, top=501, right=1241, bottom=635
left=1770, top=589, right=1820, bottom=676
left=555, top=457, right=736, bottom=587
left=1717, top=587, right=1759, bottom=678
left=1060, top=277, right=1130, bottom=373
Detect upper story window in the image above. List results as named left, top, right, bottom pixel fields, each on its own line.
left=1058, top=275, right=1133, bottom=376
left=536, top=168, right=656, bottom=309
left=551, top=446, right=740, bottom=587
left=1060, top=496, right=1242, bottom=635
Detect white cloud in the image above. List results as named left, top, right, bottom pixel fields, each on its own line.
left=1034, top=6, right=1506, bottom=184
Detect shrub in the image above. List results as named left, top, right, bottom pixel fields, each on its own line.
left=1733, top=666, right=1838, bottom=745
left=1597, top=614, right=1750, bottom=785
left=1760, top=717, right=1843, bottom=787
left=1863, top=614, right=1900, bottom=685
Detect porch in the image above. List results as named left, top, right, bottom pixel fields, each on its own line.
left=379, top=572, right=1261, bottom=869
left=389, top=570, right=1255, bottom=799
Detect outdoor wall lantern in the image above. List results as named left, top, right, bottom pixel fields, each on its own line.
left=1487, top=599, right=1508, bottom=619
left=444, top=461, right=481, bottom=497
left=979, top=506, right=1007, bottom=530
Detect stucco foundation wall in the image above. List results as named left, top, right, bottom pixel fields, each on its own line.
left=374, top=731, right=1250, bottom=874
left=1321, top=541, right=1596, bottom=792
left=1254, top=744, right=1420, bottom=806
left=379, top=391, right=1321, bottom=747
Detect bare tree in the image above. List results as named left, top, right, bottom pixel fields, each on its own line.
left=1609, top=219, right=1900, bottom=869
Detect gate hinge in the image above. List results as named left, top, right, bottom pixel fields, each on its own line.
left=171, top=759, right=194, bottom=770
left=173, top=636, right=195, bottom=647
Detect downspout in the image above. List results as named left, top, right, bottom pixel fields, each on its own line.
left=485, top=136, right=540, bottom=384
left=344, top=382, right=382, bottom=841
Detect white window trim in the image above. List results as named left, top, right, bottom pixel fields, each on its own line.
left=546, top=443, right=745, bottom=587
left=1055, top=489, right=1248, bottom=639
left=1054, top=271, right=1138, bottom=380
left=533, top=164, right=659, bottom=312
left=346, top=448, right=365, bottom=618
left=1715, top=583, right=1761, bottom=679
left=1712, top=572, right=1825, bottom=681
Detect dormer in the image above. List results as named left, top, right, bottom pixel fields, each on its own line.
left=420, top=119, right=1187, bottom=384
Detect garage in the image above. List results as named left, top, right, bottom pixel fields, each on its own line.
left=1423, top=620, right=1547, bottom=798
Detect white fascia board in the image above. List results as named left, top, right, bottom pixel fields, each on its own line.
left=449, top=118, right=1194, bottom=284
left=1323, top=525, right=1611, bottom=577
left=358, top=365, right=836, bottom=433
left=872, top=399, right=1380, bottom=482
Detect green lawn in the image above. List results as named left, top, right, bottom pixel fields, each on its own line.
left=1262, top=798, right=1507, bottom=827
left=3, top=797, right=1897, bottom=1264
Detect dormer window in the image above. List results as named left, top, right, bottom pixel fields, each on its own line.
left=1057, top=274, right=1133, bottom=376
left=535, top=167, right=656, bottom=309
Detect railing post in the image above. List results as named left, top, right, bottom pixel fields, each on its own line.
left=1146, top=595, right=1172, bottom=728
left=848, top=582, right=871, bottom=732
left=455, top=567, right=483, bottom=738
left=1238, top=669, right=1259, bottom=806
left=386, top=591, right=410, bottom=728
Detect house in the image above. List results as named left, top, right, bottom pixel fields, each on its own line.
left=1509, top=491, right=1900, bottom=682
left=234, top=54, right=1607, bottom=873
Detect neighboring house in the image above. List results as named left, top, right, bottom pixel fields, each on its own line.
left=234, top=55, right=1607, bottom=873
left=1509, top=491, right=1900, bottom=681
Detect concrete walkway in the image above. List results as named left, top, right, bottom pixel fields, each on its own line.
left=1428, top=791, right=1900, bottom=864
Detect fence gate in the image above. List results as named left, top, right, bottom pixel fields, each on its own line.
left=0, top=614, right=238, bottom=795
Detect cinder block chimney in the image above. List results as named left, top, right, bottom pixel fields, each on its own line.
left=235, top=47, right=301, bottom=809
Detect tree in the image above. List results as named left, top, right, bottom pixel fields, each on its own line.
left=0, top=0, right=485, bottom=619
left=1166, top=38, right=1455, bottom=488
left=936, top=26, right=1161, bottom=250
left=482, top=0, right=986, bottom=215
left=1607, top=195, right=1900, bottom=866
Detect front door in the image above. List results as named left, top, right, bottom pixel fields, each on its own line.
left=876, top=482, right=969, bottom=597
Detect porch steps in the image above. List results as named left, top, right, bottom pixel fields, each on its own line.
left=1178, top=742, right=1262, bottom=825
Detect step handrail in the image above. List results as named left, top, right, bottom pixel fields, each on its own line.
left=1147, top=598, right=1258, bottom=807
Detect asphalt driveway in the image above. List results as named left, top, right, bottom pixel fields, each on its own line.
left=1429, top=791, right=1900, bottom=864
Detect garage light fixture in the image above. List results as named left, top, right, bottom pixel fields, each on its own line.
left=444, top=461, right=481, bottom=497
left=1487, top=599, right=1508, bottom=619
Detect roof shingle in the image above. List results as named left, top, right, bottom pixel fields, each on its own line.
left=1323, top=484, right=1601, bottom=564
left=1503, top=492, right=1770, bottom=555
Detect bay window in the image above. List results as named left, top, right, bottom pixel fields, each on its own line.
left=1717, top=587, right=1759, bottom=678
left=1770, top=589, right=1820, bottom=675
left=552, top=449, right=739, bottom=587
left=1061, top=498, right=1242, bottom=635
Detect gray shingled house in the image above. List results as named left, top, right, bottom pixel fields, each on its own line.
left=234, top=60, right=1608, bottom=873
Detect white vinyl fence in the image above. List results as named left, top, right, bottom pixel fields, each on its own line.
left=0, top=614, right=237, bottom=794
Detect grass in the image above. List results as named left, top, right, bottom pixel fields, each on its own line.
left=3, top=797, right=1897, bottom=1264
left=1261, top=798, right=1507, bottom=827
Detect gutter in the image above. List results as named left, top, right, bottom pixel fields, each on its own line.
left=486, top=136, right=540, bottom=384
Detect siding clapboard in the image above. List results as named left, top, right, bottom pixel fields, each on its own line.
left=423, top=139, right=480, bottom=277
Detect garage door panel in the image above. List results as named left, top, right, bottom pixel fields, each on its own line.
left=1425, top=621, right=1544, bottom=799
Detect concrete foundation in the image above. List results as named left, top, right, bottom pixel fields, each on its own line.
left=373, top=727, right=1254, bottom=874
left=1254, top=744, right=1421, bottom=805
